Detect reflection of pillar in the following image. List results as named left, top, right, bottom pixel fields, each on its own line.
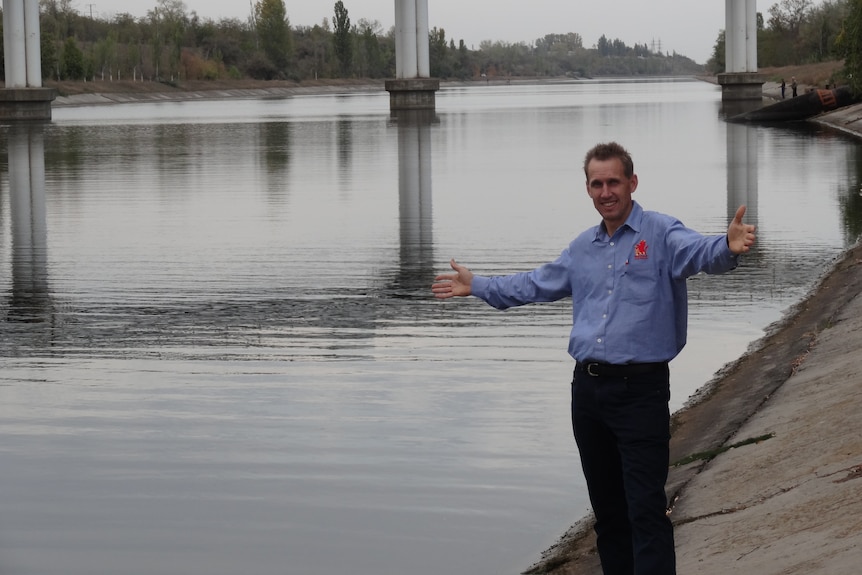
left=395, top=112, right=436, bottom=291
left=717, top=0, right=763, bottom=102
left=386, top=0, right=439, bottom=111
left=337, top=119, right=352, bottom=175
left=726, top=122, right=758, bottom=226
left=0, top=0, right=56, bottom=120
left=261, top=122, right=292, bottom=201
left=8, top=126, right=51, bottom=323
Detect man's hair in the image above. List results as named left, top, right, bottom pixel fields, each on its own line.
left=583, top=142, right=634, bottom=179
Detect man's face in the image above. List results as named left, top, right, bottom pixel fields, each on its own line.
left=585, top=157, right=638, bottom=234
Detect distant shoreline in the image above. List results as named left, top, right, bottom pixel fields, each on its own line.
left=42, top=59, right=840, bottom=100
left=48, top=61, right=841, bottom=108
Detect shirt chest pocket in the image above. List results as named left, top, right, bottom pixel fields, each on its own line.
left=618, top=261, right=661, bottom=305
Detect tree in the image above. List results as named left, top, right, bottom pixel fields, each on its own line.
left=429, top=27, right=453, bottom=77
left=798, top=0, right=850, bottom=62
left=768, top=0, right=814, bottom=33
left=148, top=0, right=189, bottom=81
left=255, top=0, right=292, bottom=74
left=355, top=19, right=386, bottom=78
left=61, top=37, right=85, bottom=79
left=597, top=34, right=610, bottom=56
left=40, top=0, right=77, bottom=79
left=838, top=0, right=862, bottom=95
left=706, top=30, right=726, bottom=75
left=765, top=0, right=814, bottom=64
left=147, top=8, right=165, bottom=78
left=93, top=31, right=118, bottom=80
left=457, top=39, right=472, bottom=79
left=333, top=1, right=352, bottom=76
left=40, top=0, right=76, bottom=36
left=312, top=22, right=334, bottom=78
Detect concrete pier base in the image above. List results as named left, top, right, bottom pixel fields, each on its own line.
left=385, top=78, right=439, bottom=111
left=0, top=88, right=57, bottom=121
left=717, top=72, right=765, bottom=102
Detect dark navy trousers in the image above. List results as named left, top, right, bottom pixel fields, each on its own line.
left=571, top=365, right=676, bottom=575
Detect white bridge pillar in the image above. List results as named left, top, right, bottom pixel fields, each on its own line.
left=386, top=0, right=438, bottom=111
left=1, top=0, right=56, bottom=120
left=718, top=0, right=764, bottom=102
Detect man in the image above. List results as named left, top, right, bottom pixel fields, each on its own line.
left=431, top=142, right=756, bottom=575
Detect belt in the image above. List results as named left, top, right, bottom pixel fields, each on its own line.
left=577, top=361, right=668, bottom=378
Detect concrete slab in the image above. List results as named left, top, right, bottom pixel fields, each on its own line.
left=673, top=290, right=862, bottom=574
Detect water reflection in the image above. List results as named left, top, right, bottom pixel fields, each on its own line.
left=44, top=124, right=87, bottom=176
left=391, top=110, right=437, bottom=296
left=5, top=125, right=52, bottom=328
left=726, top=122, right=758, bottom=222
left=0, top=114, right=447, bottom=357
left=719, top=98, right=762, bottom=121
left=839, top=144, right=862, bottom=242
left=261, top=122, right=292, bottom=201
left=725, top=122, right=764, bottom=270
left=338, top=118, right=352, bottom=181
left=262, top=121, right=291, bottom=171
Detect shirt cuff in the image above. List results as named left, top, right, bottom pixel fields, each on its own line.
left=725, top=235, right=741, bottom=256
left=471, top=275, right=491, bottom=299
left=723, top=239, right=740, bottom=269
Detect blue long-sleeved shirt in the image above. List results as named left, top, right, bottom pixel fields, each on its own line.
left=470, top=202, right=740, bottom=364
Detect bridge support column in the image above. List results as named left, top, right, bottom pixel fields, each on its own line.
left=386, top=0, right=438, bottom=111
left=1, top=0, right=56, bottom=121
left=717, top=0, right=763, bottom=102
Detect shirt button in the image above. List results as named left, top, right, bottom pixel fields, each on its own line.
left=608, top=290, right=612, bottom=294
left=597, top=338, right=602, bottom=343
left=603, top=314, right=607, bottom=318
left=607, top=264, right=612, bottom=269
left=610, top=242, right=615, bottom=246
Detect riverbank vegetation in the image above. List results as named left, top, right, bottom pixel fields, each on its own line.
left=0, top=0, right=702, bottom=93
left=706, top=0, right=861, bottom=91
left=0, top=0, right=860, bottom=94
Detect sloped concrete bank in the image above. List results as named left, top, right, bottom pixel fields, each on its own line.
left=51, top=83, right=385, bottom=107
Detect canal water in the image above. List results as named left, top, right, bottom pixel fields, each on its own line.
left=2, top=79, right=861, bottom=575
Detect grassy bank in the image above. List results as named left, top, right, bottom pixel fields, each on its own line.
left=757, top=60, right=844, bottom=88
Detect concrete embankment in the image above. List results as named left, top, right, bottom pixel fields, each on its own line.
left=51, top=84, right=385, bottom=107
left=526, top=95, right=862, bottom=575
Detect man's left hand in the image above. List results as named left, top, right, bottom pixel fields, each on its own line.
left=727, top=205, right=756, bottom=254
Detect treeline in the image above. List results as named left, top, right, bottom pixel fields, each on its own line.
left=0, top=0, right=702, bottom=86
left=707, top=0, right=849, bottom=73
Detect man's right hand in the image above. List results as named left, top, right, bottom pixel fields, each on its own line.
left=432, top=259, right=473, bottom=299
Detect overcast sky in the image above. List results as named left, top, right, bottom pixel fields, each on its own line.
left=82, top=0, right=786, bottom=65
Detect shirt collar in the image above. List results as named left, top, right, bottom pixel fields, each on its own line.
left=593, top=201, right=643, bottom=240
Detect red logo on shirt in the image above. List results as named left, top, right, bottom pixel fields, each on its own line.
left=634, top=240, right=648, bottom=260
